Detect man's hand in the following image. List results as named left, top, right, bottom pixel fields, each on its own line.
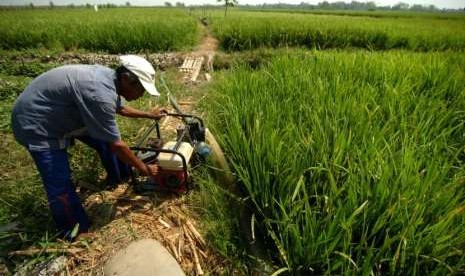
left=145, top=164, right=160, bottom=178
left=117, top=105, right=167, bottom=120
left=149, top=107, right=168, bottom=120
left=110, top=140, right=156, bottom=177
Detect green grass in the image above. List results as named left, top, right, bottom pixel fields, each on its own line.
left=210, top=10, right=465, bottom=51
left=0, top=8, right=200, bottom=53
left=190, top=167, right=251, bottom=274
left=208, top=49, right=465, bottom=274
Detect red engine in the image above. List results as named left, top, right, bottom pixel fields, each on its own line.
left=151, top=168, right=188, bottom=193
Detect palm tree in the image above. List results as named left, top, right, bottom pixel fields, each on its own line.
left=217, top=0, right=238, bottom=16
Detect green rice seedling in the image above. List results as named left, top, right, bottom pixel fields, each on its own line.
left=209, top=49, right=465, bottom=274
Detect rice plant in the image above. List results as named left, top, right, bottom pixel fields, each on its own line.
left=211, top=11, right=465, bottom=51
left=0, top=8, right=200, bottom=53
left=209, top=50, right=465, bottom=274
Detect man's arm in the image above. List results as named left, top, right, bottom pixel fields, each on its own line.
left=109, top=140, right=158, bottom=177
left=117, top=105, right=167, bottom=119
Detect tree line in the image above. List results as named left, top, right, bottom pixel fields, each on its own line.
left=247, top=1, right=447, bottom=12
left=2, top=1, right=464, bottom=12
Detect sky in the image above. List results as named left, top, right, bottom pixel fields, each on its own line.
left=0, top=0, right=464, bottom=9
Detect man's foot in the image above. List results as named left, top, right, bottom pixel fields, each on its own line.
left=74, top=232, right=97, bottom=242
left=106, top=175, right=131, bottom=189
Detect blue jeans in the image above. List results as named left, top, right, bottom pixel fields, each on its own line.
left=77, top=136, right=131, bottom=187
left=30, top=136, right=131, bottom=238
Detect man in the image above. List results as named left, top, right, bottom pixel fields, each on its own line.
left=11, top=55, right=165, bottom=239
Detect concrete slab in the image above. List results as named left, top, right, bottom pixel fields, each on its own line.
left=104, top=239, right=185, bottom=276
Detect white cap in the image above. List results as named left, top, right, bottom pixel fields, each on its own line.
left=118, top=55, right=159, bottom=96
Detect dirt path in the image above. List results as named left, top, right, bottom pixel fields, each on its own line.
left=193, top=23, right=219, bottom=56
left=180, top=23, right=219, bottom=78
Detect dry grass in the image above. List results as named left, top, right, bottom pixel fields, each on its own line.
left=63, top=184, right=228, bottom=275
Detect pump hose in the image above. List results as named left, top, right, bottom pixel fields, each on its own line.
left=159, top=73, right=185, bottom=116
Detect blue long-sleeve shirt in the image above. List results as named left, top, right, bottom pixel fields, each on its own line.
left=11, top=64, right=124, bottom=151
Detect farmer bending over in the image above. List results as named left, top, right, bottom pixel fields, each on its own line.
left=11, top=55, right=166, bottom=239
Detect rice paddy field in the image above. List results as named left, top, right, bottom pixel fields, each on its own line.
left=208, top=8, right=465, bottom=274
left=0, top=8, right=200, bottom=52
left=209, top=50, right=465, bottom=274
left=211, top=10, right=465, bottom=51
left=1, top=6, right=465, bottom=275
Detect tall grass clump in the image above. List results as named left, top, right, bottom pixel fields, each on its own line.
left=0, top=8, right=199, bottom=53
left=211, top=11, right=465, bottom=51
left=209, top=50, right=465, bottom=274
